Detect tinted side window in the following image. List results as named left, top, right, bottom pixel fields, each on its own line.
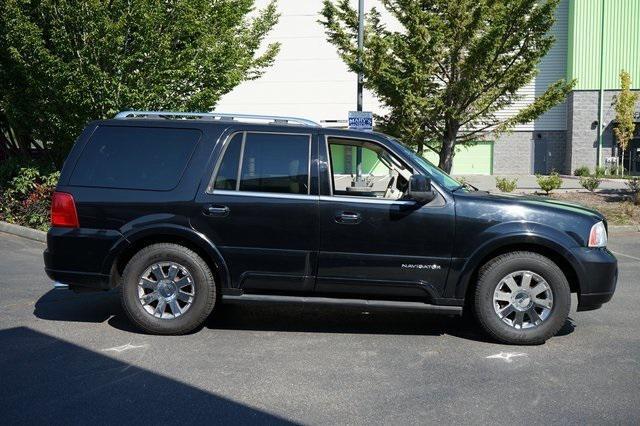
left=70, top=126, right=200, bottom=190
left=239, top=133, right=310, bottom=194
left=213, top=133, right=243, bottom=190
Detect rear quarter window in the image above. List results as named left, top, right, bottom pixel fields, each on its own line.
left=69, top=126, right=201, bottom=190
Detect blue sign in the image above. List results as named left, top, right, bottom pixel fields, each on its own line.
left=348, top=111, right=373, bottom=131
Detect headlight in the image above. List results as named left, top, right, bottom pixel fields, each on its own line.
left=588, top=221, right=607, bottom=247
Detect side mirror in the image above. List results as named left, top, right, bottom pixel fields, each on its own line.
left=408, top=174, right=436, bottom=204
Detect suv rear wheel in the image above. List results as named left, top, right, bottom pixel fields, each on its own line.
left=474, top=251, right=570, bottom=345
left=121, top=243, right=216, bottom=335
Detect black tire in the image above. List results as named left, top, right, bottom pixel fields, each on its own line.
left=473, top=251, right=570, bottom=345
left=121, top=243, right=216, bottom=335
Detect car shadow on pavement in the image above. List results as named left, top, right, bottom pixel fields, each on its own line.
left=33, top=290, right=576, bottom=343
left=34, top=288, right=121, bottom=324
left=0, top=326, right=296, bottom=425
left=208, top=303, right=455, bottom=336
left=205, top=303, right=576, bottom=344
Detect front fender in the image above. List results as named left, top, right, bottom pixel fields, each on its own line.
left=100, top=221, right=230, bottom=289
left=447, top=221, right=585, bottom=299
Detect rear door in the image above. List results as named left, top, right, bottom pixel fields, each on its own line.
left=316, top=133, right=455, bottom=300
left=193, top=129, right=319, bottom=294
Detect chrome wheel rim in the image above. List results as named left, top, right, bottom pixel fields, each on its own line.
left=137, top=262, right=195, bottom=319
left=493, top=270, right=553, bottom=329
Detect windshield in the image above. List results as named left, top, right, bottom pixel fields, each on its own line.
left=389, top=138, right=464, bottom=191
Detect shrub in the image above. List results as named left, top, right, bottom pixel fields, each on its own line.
left=0, top=157, right=25, bottom=188
left=608, top=164, right=626, bottom=176
left=579, top=175, right=601, bottom=192
left=0, top=156, right=56, bottom=189
left=536, top=172, right=563, bottom=195
left=456, top=176, right=469, bottom=187
left=594, top=166, right=607, bottom=177
left=495, top=177, right=518, bottom=193
left=0, top=167, right=60, bottom=231
left=626, top=177, right=640, bottom=205
left=574, top=166, right=590, bottom=177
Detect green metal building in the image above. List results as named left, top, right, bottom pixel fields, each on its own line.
left=564, top=0, right=640, bottom=175
left=567, top=0, right=640, bottom=91
left=427, top=0, right=640, bottom=175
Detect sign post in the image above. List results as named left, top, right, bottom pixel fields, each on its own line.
left=357, top=0, right=364, bottom=112
left=348, top=111, right=373, bottom=131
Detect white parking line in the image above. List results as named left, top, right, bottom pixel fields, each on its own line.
left=103, top=343, right=148, bottom=353
left=485, top=352, right=528, bottom=363
left=611, top=251, right=640, bottom=262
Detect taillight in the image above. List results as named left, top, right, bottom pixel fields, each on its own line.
left=51, top=192, right=79, bottom=228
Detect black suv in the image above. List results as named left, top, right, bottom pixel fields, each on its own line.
left=44, top=111, right=617, bottom=344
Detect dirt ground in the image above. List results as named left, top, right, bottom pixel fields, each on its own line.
left=548, top=191, right=640, bottom=226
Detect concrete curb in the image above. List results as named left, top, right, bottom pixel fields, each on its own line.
left=608, top=225, right=640, bottom=233
left=601, top=178, right=630, bottom=183
left=563, top=175, right=634, bottom=185
left=0, top=221, right=46, bottom=243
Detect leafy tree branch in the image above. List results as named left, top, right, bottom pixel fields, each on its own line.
left=0, top=0, right=280, bottom=165
left=320, top=0, right=574, bottom=172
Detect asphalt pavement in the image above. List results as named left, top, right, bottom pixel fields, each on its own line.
left=1, top=231, right=639, bottom=425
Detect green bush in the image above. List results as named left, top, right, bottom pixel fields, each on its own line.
left=0, top=157, right=25, bottom=187
left=536, top=172, right=562, bottom=195
left=626, top=177, right=640, bottom=205
left=495, top=177, right=518, bottom=193
left=594, top=166, right=607, bottom=177
left=573, top=166, right=590, bottom=177
left=579, top=175, right=602, bottom=192
left=608, top=164, right=626, bottom=176
left=456, top=176, right=469, bottom=187
left=0, top=156, right=56, bottom=189
left=0, top=167, right=60, bottom=231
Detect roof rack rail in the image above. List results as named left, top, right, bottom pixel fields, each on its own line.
left=114, top=111, right=320, bottom=127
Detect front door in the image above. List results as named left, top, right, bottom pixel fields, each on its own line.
left=315, top=134, right=455, bottom=301
left=533, top=137, right=548, bottom=174
left=193, top=130, right=319, bottom=293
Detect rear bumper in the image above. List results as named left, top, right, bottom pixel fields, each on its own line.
left=572, top=247, right=618, bottom=311
left=43, top=227, right=126, bottom=290
left=43, top=261, right=111, bottom=289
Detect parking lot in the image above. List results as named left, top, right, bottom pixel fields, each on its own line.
left=1, top=231, right=639, bottom=425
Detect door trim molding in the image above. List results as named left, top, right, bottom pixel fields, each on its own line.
left=319, top=195, right=415, bottom=205
left=222, top=293, right=463, bottom=314
left=210, top=190, right=419, bottom=205
left=211, top=189, right=319, bottom=201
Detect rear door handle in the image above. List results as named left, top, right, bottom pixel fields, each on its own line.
left=335, top=211, right=361, bottom=224
left=204, top=205, right=230, bottom=217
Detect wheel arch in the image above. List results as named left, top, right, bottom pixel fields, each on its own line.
left=104, top=225, right=230, bottom=290
left=456, top=237, right=582, bottom=306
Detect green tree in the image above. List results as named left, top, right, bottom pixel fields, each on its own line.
left=613, top=70, right=639, bottom=176
left=320, top=0, right=574, bottom=172
left=0, top=0, right=280, bottom=164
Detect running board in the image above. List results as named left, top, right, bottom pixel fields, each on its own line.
left=221, top=294, right=462, bottom=315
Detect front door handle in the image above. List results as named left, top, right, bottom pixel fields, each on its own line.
left=204, top=205, right=230, bottom=217
left=335, top=211, right=361, bottom=224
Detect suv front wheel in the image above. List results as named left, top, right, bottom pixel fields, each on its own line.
left=121, top=243, right=217, bottom=335
left=474, top=251, right=571, bottom=345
